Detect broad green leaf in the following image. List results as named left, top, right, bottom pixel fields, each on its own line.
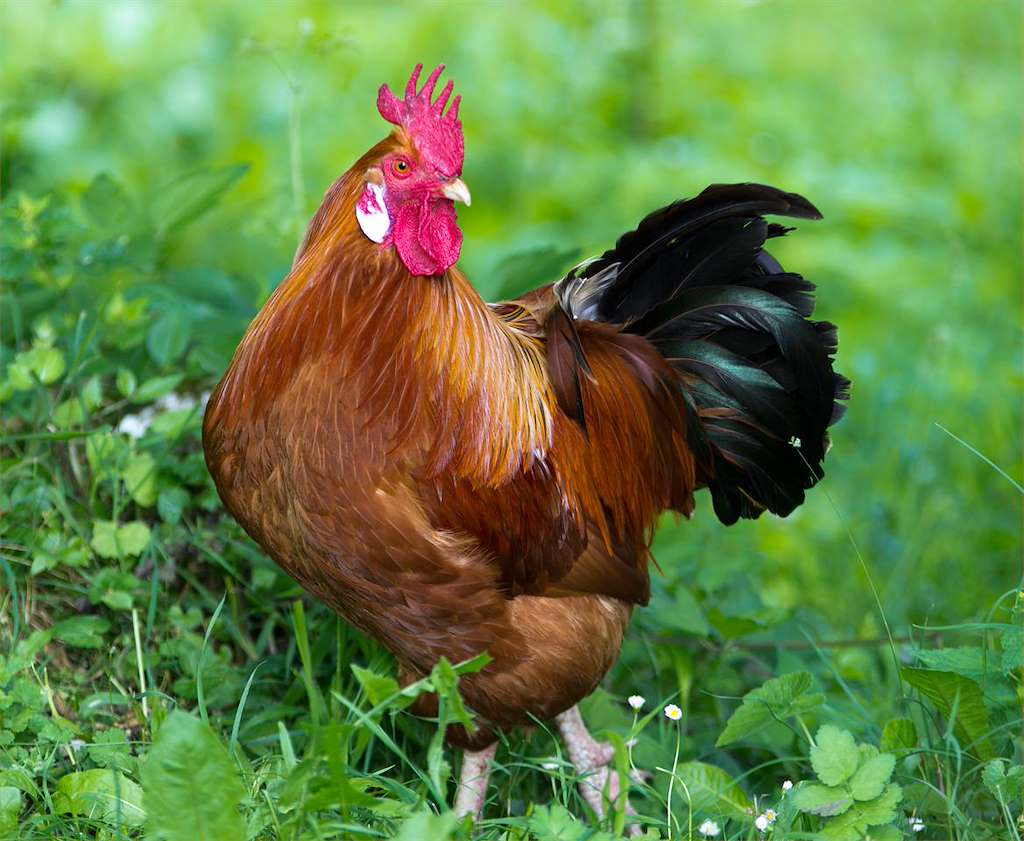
left=393, top=811, right=461, bottom=841
left=53, top=768, right=145, bottom=828
left=914, top=646, right=1000, bottom=681
left=31, top=346, right=66, bottom=384
left=791, top=782, right=852, bottom=816
left=810, top=725, right=860, bottom=786
left=858, top=826, right=902, bottom=841
left=150, top=408, right=196, bottom=438
left=90, top=521, right=120, bottom=559
left=116, top=367, right=137, bottom=397
left=89, top=729, right=134, bottom=773
left=81, top=374, right=103, bottom=409
left=53, top=615, right=110, bottom=648
left=142, top=711, right=246, bottom=841
left=849, top=753, right=895, bottom=801
left=1001, top=626, right=1022, bottom=672
left=706, top=607, right=762, bottom=640
left=118, top=521, right=150, bottom=555
left=818, top=783, right=902, bottom=841
left=716, top=671, right=823, bottom=746
left=982, top=759, right=1024, bottom=804
left=901, top=667, right=993, bottom=759
left=147, top=308, right=192, bottom=366
left=122, top=452, right=157, bottom=506
left=157, top=487, right=189, bottom=524
left=53, top=397, right=85, bottom=428
left=880, top=718, right=917, bottom=754
left=132, top=373, right=184, bottom=404
left=526, top=803, right=587, bottom=841
left=672, top=761, right=751, bottom=820
left=7, top=361, right=34, bottom=391
left=90, top=520, right=151, bottom=559
left=0, top=786, right=21, bottom=836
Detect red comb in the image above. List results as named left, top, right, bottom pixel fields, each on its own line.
left=377, top=63, right=464, bottom=176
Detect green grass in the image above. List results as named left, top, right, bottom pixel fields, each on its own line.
left=1, top=0, right=1022, bottom=838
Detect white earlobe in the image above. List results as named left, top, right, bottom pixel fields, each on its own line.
left=356, top=182, right=391, bottom=243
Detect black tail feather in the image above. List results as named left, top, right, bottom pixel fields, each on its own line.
left=555, top=183, right=847, bottom=524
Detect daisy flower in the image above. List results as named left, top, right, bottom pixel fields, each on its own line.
left=628, top=694, right=645, bottom=710
left=909, top=816, right=926, bottom=833
left=664, top=703, right=683, bottom=721
left=781, top=779, right=793, bottom=792
left=755, top=809, right=777, bottom=832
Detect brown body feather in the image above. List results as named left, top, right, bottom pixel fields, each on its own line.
left=204, top=133, right=699, bottom=747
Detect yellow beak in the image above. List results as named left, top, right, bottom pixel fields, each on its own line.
left=441, top=177, right=471, bottom=206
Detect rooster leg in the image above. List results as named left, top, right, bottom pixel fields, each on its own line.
left=454, top=743, right=496, bottom=819
left=555, top=705, right=637, bottom=826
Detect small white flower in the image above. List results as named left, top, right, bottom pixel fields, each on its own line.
left=541, top=760, right=559, bottom=771
left=628, top=694, right=645, bottom=710
left=755, top=814, right=769, bottom=832
left=117, top=411, right=152, bottom=439
left=698, top=818, right=721, bottom=837
left=781, top=779, right=793, bottom=792
left=664, top=704, right=683, bottom=721
left=908, top=817, right=925, bottom=833
left=789, top=436, right=802, bottom=448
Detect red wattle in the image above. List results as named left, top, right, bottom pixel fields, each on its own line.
left=392, top=199, right=462, bottom=277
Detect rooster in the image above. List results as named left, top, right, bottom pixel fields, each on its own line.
left=204, top=64, right=848, bottom=821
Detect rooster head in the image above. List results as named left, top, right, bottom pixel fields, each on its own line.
left=357, top=63, right=470, bottom=277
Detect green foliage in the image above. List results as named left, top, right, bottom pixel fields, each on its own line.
left=791, top=726, right=903, bottom=841
left=880, top=718, right=918, bottom=756
left=716, top=671, right=823, bottom=746
left=393, top=810, right=461, bottom=841
left=0, top=0, right=1021, bottom=838
left=901, top=667, right=994, bottom=759
left=672, top=761, right=751, bottom=821
left=141, top=711, right=246, bottom=841
left=983, top=760, right=1024, bottom=806
left=53, top=768, right=145, bottom=827
left=0, top=787, right=22, bottom=835
left=810, top=725, right=861, bottom=787
left=527, top=803, right=619, bottom=840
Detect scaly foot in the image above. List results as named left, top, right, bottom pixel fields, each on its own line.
left=454, top=743, right=497, bottom=819
left=555, top=705, right=640, bottom=832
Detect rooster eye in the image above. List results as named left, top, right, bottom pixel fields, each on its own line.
left=392, top=159, right=411, bottom=176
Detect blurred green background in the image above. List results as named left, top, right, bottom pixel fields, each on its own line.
left=1, top=0, right=1022, bottom=837
left=6, top=0, right=1019, bottom=625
